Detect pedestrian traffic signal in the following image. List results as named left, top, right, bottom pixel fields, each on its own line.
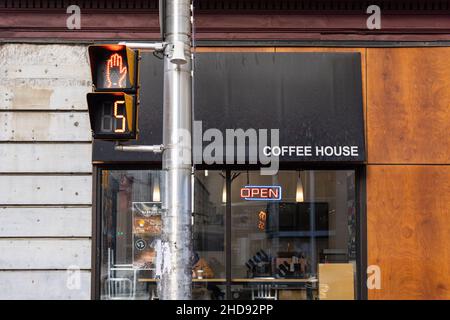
left=87, top=93, right=137, bottom=140
left=88, top=44, right=138, bottom=91
left=87, top=44, right=140, bottom=140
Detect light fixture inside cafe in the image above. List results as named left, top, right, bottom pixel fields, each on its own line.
left=296, top=170, right=304, bottom=202
left=153, top=177, right=161, bottom=202
left=222, top=179, right=227, bottom=203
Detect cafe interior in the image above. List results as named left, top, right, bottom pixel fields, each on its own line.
left=99, top=168, right=359, bottom=300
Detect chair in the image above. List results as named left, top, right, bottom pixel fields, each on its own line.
left=106, top=277, right=134, bottom=300
left=150, top=288, right=159, bottom=300
left=106, top=248, right=137, bottom=300
left=252, top=284, right=278, bottom=300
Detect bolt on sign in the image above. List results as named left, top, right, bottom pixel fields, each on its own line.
left=240, top=186, right=282, bottom=201
left=87, top=45, right=140, bottom=140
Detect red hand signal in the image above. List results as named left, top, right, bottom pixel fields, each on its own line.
left=106, top=53, right=128, bottom=88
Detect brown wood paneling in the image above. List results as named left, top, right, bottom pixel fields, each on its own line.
left=367, top=165, right=450, bottom=299
left=367, top=48, right=450, bottom=164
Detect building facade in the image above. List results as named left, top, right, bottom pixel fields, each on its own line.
left=0, top=0, right=449, bottom=300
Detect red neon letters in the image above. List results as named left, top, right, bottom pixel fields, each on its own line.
left=240, top=186, right=281, bottom=201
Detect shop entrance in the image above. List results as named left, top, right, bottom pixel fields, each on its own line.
left=95, top=167, right=363, bottom=300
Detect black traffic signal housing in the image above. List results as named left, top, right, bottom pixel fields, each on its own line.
left=87, top=44, right=140, bottom=140
left=87, top=93, right=137, bottom=140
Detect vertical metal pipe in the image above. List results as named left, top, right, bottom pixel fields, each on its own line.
left=308, top=171, right=317, bottom=276
left=159, top=0, right=193, bottom=300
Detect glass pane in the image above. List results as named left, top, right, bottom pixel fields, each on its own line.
left=100, top=170, right=163, bottom=300
left=193, top=170, right=226, bottom=284
left=100, top=169, right=227, bottom=300
left=192, top=282, right=226, bottom=300
left=99, top=168, right=357, bottom=300
left=230, top=170, right=357, bottom=300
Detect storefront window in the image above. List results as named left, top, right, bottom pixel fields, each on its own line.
left=99, top=170, right=163, bottom=300
left=192, top=170, right=226, bottom=299
left=99, top=169, right=226, bottom=300
left=98, top=168, right=358, bottom=300
left=229, top=170, right=357, bottom=300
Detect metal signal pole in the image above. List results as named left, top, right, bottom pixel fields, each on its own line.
left=159, top=0, right=193, bottom=300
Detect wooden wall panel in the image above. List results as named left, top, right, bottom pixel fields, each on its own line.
left=367, top=48, right=450, bottom=164
left=367, top=165, right=450, bottom=300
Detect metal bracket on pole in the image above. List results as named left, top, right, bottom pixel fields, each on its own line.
left=114, top=144, right=165, bottom=153
left=118, top=42, right=166, bottom=52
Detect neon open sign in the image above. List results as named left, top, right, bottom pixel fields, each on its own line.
left=240, top=186, right=282, bottom=201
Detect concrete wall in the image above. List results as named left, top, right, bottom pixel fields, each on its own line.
left=0, top=44, right=92, bottom=299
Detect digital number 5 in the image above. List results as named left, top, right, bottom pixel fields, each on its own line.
left=114, top=100, right=126, bottom=133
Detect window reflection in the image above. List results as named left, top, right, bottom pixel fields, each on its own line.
left=100, top=170, right=163, bottom=300
left=100, top=169, right=227, bottom=300
left=99, top=169, right=357, bottom=300
left=230, top=170, right=357, bottom=300
left=192, top=170, right=226, bottom=299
